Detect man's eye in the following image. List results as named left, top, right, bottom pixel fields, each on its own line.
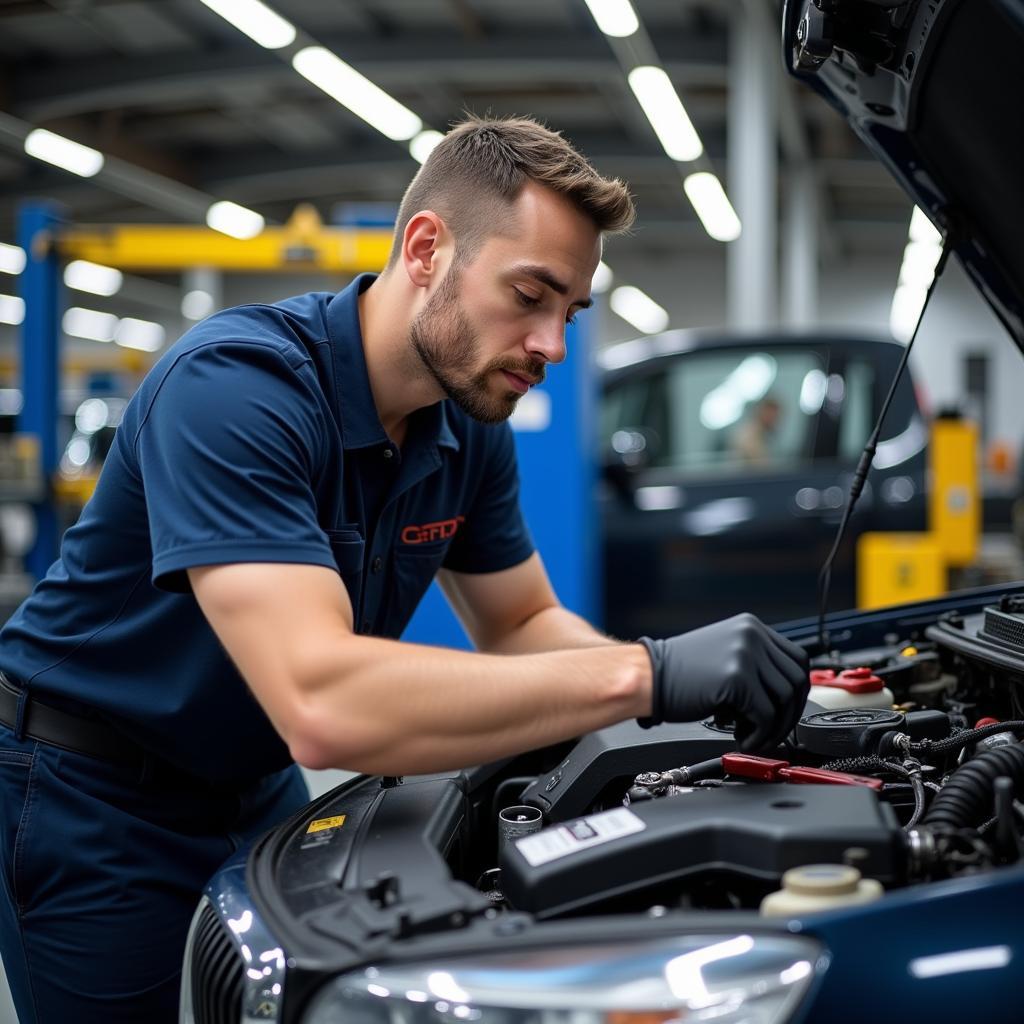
left=567, top=313, right=579, bottom=327
left=514, top=288, right=541, bottom=308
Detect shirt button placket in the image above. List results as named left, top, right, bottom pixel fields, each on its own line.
left=371, top=556, right=383, bottom=573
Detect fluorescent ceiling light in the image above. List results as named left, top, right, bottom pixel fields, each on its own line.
left=591, top=261, right=614, bottom=294
left=890, top=207, right=943, bottom=341
left=610, top=285, right=669, bottom=334
left=64, top=259, right=123, bottom=297
left=0, top=243, right=26, bottom=275
left=583, top=0, right=639, bottom=37
left=206, top=200, right=265, bottom=240
left=24, top=128, right=104, bottom=178
left=197, top=0, right=296, bottom=49
left=292, top=46, right=422, bottom=142
left=684, top=171, right=741, bottom=242
left=409, top=130, right=444, bottom=165
left=627, top=65, right=702, bottom=162
left=0, top=294, right=26, bottom=326
left=889, top=283, right=927, bottom=343
left=181, top=290, right=216, bottom=321
left=63, top=306, right=117, bottom=342
left=116, top=317, right=165, bottom=352
left=909, top=206, right=942, bottom=245
left=899, top=240, right=942, bottom=290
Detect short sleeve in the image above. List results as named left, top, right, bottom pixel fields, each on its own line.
left=442, top=423, right=534, bottom=574
left=135, top=341, right=337, bottom=592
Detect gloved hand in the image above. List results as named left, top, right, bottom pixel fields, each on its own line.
left=638, top=613, right=810, bottom=751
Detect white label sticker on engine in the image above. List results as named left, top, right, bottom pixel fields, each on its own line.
left=515, top=807, right=646, bottom=867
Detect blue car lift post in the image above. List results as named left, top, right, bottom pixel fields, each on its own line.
left=18, top=202, right=63, bottom=582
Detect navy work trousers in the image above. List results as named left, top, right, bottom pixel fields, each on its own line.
left=0, top=723, right=309, bottom=1022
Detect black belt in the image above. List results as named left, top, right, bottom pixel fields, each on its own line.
left=0, top=673, right=141, bottom=766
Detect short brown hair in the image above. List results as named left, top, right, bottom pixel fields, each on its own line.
left=386, top=115, right=635, bottom=268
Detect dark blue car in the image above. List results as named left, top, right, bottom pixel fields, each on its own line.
left=599, top=330, right=928, bottom=637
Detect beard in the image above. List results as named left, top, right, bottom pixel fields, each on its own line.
left=409, top=266, right=546, bottom=424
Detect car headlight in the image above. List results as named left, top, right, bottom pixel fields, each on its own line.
left=302, top=933, right=823, bottom=1024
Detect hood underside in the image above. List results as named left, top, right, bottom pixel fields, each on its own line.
left=783, top=0, right=1024, bottom=351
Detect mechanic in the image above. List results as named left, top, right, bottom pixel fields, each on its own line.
left=0, top=115, right=809, bottom=1023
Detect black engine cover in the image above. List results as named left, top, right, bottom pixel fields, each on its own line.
left=501, top=783, right=903, bottom=918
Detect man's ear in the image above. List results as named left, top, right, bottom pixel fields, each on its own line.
left=401, top=210, right=450, bottom=288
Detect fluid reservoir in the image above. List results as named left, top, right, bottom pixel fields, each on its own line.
left=808, top=668, right=895, bottom=711
left=760, top=864, right=883, bottom=917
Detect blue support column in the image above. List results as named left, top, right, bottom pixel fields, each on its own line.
left=18, top=202, right=64, bottom=580
left=402, top=309, right=601, bottom=648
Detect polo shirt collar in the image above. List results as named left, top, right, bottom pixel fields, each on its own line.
left=325, top=273, right=460, bottom=454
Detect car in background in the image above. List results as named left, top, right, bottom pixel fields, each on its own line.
left=599, top=331, right=928, bottom=637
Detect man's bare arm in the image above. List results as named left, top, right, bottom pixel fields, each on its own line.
left=189, top=561, right=651, bottom=777
left=437, top=555, right=619, bottom=654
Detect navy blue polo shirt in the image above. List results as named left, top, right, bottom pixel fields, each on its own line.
left=0, top=274, right=534, bottom=783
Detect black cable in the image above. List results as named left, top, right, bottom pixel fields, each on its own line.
left=908, top=720, right=1024, bottom=757
left=816, top=236, right=954, bottom=653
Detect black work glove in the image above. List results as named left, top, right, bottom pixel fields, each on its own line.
left=638, top=613, right=810, bottom=751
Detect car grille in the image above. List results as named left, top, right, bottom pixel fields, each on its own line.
left=982, top=607, right=1024, bottom=650
left=190, top=901, right=243, bottom=1024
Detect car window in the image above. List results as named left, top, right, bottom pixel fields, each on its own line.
left=646, top=348, right=827, bottom=473
left=837, top=358, right=876, bottom=460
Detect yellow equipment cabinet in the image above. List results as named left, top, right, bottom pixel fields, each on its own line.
left=857, top=532, right=947, bottom=610
left=929, top=414, right=980, bottom=567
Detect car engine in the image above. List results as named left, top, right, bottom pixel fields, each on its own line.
left=491, top=596, right=1024, bottom=918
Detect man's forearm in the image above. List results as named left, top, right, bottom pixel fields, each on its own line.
left=486, top=604, right=621, bottom=655
left=290, top=633, right=652, bottom=776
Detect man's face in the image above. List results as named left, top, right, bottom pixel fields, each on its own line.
left=409, top=182, right=601, bottom=424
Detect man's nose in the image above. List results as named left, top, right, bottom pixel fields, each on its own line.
left=524, top=323, right=567, bottom=365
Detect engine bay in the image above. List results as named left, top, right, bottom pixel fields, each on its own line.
left=494, top=597, right=1024, bottom=918
left=245, top=589, right=1024, bottom=965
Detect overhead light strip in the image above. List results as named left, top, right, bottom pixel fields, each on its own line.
left=683, top=172, right=741, bottom=242
left=583, top=0, right=639, bottom=38
left=292, top=46, right=423, bottom=142
left=0, top=243, right=26, bottom=276
left=627, top=66, right=703, bottom=162
left=64, top=260, right=123, bottom=297
left=197, top=0, right=296, bottom=49
left=890, top=207, right=942, bottom=342
left=206, top=200, right=266, bottom=240
left=62, top=306, right=165, bottom=351
left=610, top=285, right=670, bottom=334
left=24, top=128, right=104, bottom=177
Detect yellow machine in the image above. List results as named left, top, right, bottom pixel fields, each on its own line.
left=857, top=414, right=980, bottom=610
left=47, top=205, right=390, bottom=510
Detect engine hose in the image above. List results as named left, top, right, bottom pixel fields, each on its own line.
left=910, top=720, right=1024, bottom=757
left=821, top=756, right=927, bottom=829
left=905, top=773, right=927, bottom=830
left=922, top=742, right=1024, bottom=831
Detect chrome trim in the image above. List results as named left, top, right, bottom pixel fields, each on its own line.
left=180, top=862, right=288, bottom=1024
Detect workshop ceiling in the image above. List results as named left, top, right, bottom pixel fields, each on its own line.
left=0, top=0, right=910, bottom=261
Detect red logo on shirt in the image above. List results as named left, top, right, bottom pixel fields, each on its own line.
left=401, top=516, right=465, bottom=545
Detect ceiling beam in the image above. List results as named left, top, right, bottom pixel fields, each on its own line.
left=11, top=30, right=727, bottom=123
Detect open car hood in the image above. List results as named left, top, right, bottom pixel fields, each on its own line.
left=782, top=0, right=1024, bottom=351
